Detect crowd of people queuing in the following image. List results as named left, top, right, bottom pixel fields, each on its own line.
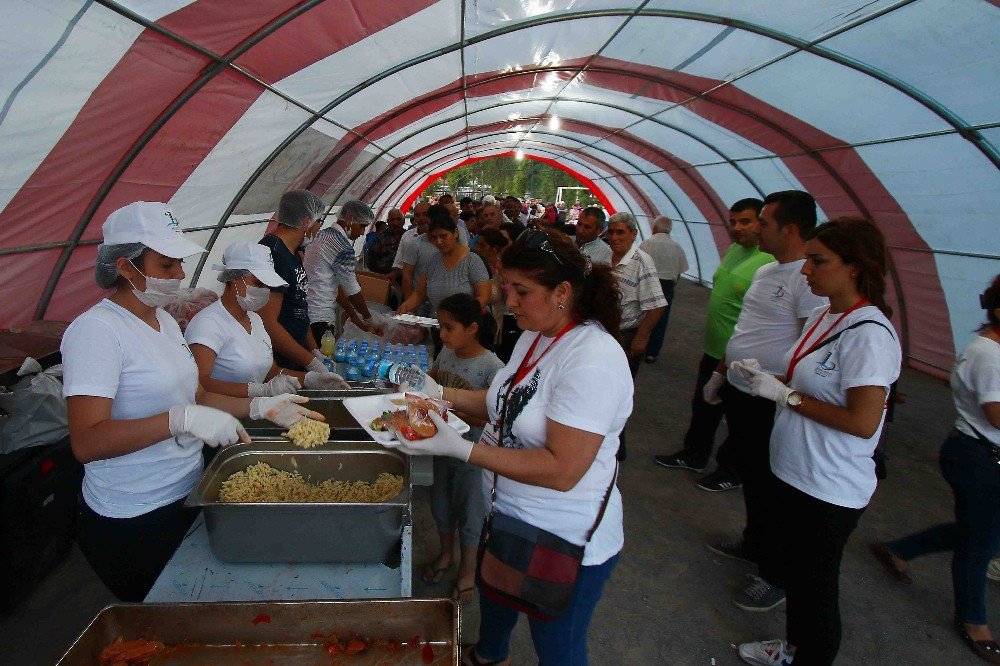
left=57, top=183, right=998, bottom=666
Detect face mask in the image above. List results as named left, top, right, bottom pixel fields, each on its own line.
left=237, top=279, right=270, bottom=312
left=126, top=260, right=181, bottom=307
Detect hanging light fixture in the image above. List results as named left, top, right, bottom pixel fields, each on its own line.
left=548, top=115, right=560, bottom=130
left=515, top=149, right=525, bottom=160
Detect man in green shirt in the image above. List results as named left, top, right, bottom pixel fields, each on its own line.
left=655, top=199, right=774, bottom=490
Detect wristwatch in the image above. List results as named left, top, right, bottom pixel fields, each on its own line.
left=786, top=391, right=803, bottom=411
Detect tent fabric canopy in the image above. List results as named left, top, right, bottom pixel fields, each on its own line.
left=1, top=0, right=998, bottom=378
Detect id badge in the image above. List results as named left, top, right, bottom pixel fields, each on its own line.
left=480, top=422, right=501, bottom=448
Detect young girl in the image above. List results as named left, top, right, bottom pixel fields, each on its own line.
left=423, top=293, right=504, bottom=601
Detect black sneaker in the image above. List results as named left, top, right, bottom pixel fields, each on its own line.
left=653, top=453, right=706, bottom=473
left=705, top=536, right=755, bottom=564
left=695, top=468, right=742, bottom=492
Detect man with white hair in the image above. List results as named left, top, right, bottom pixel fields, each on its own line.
left=638, top=215, right=689, bottom=363
left=303, top=199, right=378, bottom=343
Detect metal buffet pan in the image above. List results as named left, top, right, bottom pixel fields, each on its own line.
left=184, top=444, right=409, bottom=563
left=242, top=385, right=391, bottom=437
left=57, top=599, right=458, bottom=665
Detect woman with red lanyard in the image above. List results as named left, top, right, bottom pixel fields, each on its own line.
left=731, top=217, right=901, bottom=666
left=388, top=229, right=631, bottom=665
left=870, top=274, right=1000, bottom=664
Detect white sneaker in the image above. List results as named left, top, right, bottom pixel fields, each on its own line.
left=988, top=558, right=1000, bottom=582
left=738, top=639, right=794, bottom=665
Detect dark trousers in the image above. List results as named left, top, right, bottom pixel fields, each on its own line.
left=617, top=328, right=642, bottom=378
left=645, top=279, right=675, bottom=358
left=770, top=478, right=864, bottom=666
left=888, top=431, right=1000, bottom=625
left=76, top=495, right=198, bottom=602
left=678, top=353, right=729, bottom=468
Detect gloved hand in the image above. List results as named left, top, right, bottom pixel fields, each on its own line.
left=399, top=367, right=443, bottom=399
left=306, top=357, right=328, bottom=373
left=702, top=371, right=725, bottom=405
left=391, top=411, right=473, bottom=462
left=249, top=394, right=324, bottom=428
left=311, top=349, right=326, bottom=362
left=730, top=358, right=762, bottom=380
left=305, top=370, right=350, bottom=390
left=168, top=404, right=250, bottom=448
left=733, top=363, right=792, bottom=405
left=248, top=373, right=302, bottom=397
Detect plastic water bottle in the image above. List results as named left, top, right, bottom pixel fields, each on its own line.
left=418, top=358, right=431, bottom=373
left=418, top=344, right=428, bottom=356
left=323, top=357, right=335, bottom=372
left=377, top=361, right=425, bottom=390
left=345, top=346, right=358, bottom=369
left=320, top=328, right=336, bottom=358
left=334, top=340, right=347, bottom=363
left=347, top=339, right=358, bottom=352
left=362, top=358, right=378, bottom=378
left=345, top=365, right=361, bottom=382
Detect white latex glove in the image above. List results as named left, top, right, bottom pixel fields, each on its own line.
left=248, top=373, right=302, bottom=397
left=249, top=394, right=324, bottom=428
left=306, top=357, right=328, bottom=373
left=702, top=371, right=725, bottom=405
left=730, top=358, right=762, bottom=380
left=168, top=405, right=249, bottom=448
left=737, top=365, right=792, bottom=405
left=311, top=349, right=326, bottom=362
left=305, top=370, right=350, bottom=390
left=399, top=367, right=443, bottom=399
left=391, top=411, right=473, bottom=461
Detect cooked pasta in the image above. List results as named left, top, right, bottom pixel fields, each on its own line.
left=218, top=462, right=404, bottom=503
left=282, top=418, right=330, bottom=448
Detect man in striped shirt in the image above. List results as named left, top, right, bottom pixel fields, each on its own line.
left=303, top=199, right=377, bottom=342
left=608, top=212, right=667, bottom=378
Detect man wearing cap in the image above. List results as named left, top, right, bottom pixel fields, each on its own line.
left=303, top=199, right=379, bottom=343
left=186, top=241, right=350, bottom=400
left=258, top=190, right=326, bottom=372
left=62, top=201, right=321, bottom=601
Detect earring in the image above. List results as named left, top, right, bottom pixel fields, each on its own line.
left=558, top=302, right=566, bottom=310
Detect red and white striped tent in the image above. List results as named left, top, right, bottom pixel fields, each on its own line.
left=2, top=1, right=998, bottom=377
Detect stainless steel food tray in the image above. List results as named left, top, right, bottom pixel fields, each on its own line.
left=57, top=600, right=458, bottom=665
left=185, top=444, right=410, bottom=563
left=242, top=386, right=391, bottom=435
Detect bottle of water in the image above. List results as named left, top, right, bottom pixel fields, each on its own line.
left=418, top=358, right=431, bottom=373
left=418, top=344, right=428, bottom=357
left=345, top=346, right=358, bottom=369
left=362, top=358, right=378, bottom=378
left=345, top=365, right=361, bottom=382
left=334, top=340, right=347, bottom=363
left=347, top=339, right=358, bottom=352
left=377, top=361, right=426, bottom=390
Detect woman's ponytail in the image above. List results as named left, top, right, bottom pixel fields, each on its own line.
left=573, top=263, right=622, bottom=339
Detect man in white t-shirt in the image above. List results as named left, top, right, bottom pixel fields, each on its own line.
left=705, top=190, right=828, bottom=613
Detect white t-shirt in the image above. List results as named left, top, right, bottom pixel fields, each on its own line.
left=479, top=322, right=633, bottom=565
left=185, top=300, right=273, bottom=384
left=61, top=300, right=203, bottom=518
left=770, top=305, right=901, bottom=509
left=952, top=335, right=1000, bottom=445
left=726, top=260, right=827, bottom=393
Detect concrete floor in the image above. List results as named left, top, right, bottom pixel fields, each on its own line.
left=1, top=279, right=992, bottom=665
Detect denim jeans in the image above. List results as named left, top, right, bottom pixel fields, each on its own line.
left=887, top=431, right=1000, bottom=625
left=645, top=279, right=675, bottom=358
left=475, top=552, right=620, bottom=665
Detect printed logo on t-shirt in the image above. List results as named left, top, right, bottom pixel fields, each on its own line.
left=814, top=350, right=837, bottom=377
left=772, top=285, right=787, bottom=300
left=180, top=341, right=195, bottom=361
left=165, top=210, right=180, bottom=232
left=294, top=266, right=308, bottom=294
left=492, top=368, right=541, bottom=449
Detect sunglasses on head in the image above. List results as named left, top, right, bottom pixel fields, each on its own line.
left=517, top=228, right=563, bottom=266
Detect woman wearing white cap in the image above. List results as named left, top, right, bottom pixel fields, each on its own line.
left=185, top=241, right=349, bottom=397
left=61, top=202, right=323, bottom=602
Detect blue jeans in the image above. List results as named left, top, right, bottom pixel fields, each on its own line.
left=888, top=431, right=1000, bottom=625
left=645, top=279, right=675, bottom=358
left=475, top=552, right=620, bottom=665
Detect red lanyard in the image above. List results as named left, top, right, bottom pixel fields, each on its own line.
left=509, top=320, right=578, bottom=388
left=786, top=299, right=867, bottom=381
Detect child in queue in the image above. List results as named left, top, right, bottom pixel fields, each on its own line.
left=422, top=294, right=504, bottom=601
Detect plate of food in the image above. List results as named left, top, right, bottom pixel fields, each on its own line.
left=342, top=392, right=470, bottom=446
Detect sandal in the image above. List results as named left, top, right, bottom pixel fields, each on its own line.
left=956, top=618, right=1000, bottom=664
left=460, top=643, right=511, bottom=666
left=869, top=542, right=913, bottom=585
left=421, top=562, right=452, bottom=584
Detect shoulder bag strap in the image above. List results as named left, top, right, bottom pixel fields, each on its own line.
left=805, top=319, right=894, bottom=358
left=585, top=461, right=619, bottom=543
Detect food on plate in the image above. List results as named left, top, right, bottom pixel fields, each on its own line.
left=99, top=637, right=167, bottom=665
left=218, top=462, right=403, bottom=503
left=282, top=418, right=330, bottom=448
left=369, top=394, right=451, bottom=440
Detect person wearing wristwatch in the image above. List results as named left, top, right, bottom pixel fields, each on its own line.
left=733, top=217, right=901, bottom=666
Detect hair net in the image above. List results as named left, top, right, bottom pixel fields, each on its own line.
left=278, top=190, right=325, bottom=228
left=217, top=268, right=250, bottom=284
left=95, top=242, right=146, bottom=289
left=608, top=211, right=639, bottom=232
left=339, top=199, right=374, bottom=225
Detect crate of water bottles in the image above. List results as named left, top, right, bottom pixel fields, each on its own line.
left=329, top=338, right=432, bottom=387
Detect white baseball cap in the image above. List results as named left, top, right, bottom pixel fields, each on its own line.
left=212, top=241, right=286, bottom=288
left=102, top=201, right=206, bottom=258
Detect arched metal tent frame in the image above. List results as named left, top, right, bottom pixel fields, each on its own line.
left=26, top=0, right=998, bottom=362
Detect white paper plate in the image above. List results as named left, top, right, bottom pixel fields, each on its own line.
left=393, top=314, right=439, bottom=328
left=341, top=392, right=470, bottom=446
